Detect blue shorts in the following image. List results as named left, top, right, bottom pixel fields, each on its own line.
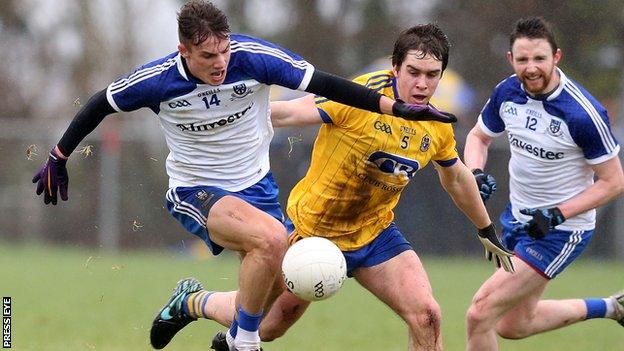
left=166, top=172, right=293, bottom=255
left=342, top=223, right=413, bottom=277
left=500, top=204, right=593, bottom=279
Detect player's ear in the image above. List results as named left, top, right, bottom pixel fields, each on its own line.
left=553, top=48, right=562, bottom=65
left=178, top=43, right=189, bottom=58
left=506, top=51, right=513, bottom=65
left=391, top=64, right=400, bottom=77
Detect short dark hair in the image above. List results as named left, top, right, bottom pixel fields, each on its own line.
left=177, top=0, right=230, bottom=47
left=392, top=24, right=450, bottom=71
left=510, top=17, right=558, bottom=54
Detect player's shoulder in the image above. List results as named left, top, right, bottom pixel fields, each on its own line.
left=114, top=52, right=182, bottom=85
left=109, top=51, right=184, bottom=93
left=141, top=51, right=179, bottom=67
left=129, top=52, right=180, bottom=77
left=230, top=33, right=287, bottom=54
left=231, top=33, right=268, bottom=45
left=485, top=74, right=526, bottom=108
left=353, top=70, right=394, bottom=90
left=553, top=70, right=608, bottom=123
left=107, top=51, right=196, bottom=112
left=229, top=33, right=305, bottom=69
left=492, top=74, right=523, bottom=94
left=558, top=74, right=606, bottom=111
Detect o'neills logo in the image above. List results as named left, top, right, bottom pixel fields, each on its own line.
left=176, top=103, right=253, bottom=132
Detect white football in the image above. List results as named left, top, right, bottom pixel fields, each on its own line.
left=281, top=237, right=347, bottom=301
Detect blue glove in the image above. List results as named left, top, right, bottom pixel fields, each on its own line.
left=472, top=169, right=497, bottom=202
left=392, top=101, right=457, bottom=123
left=32, top=148, right=69, bottom=205
left=513, top=207, right=566, bottom=239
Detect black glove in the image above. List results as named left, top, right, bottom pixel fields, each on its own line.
left=513, top=207, right=566, bottom=239
left=477, top=223, right=515, bottom=273
left=392, top=101, right=457, bottom=123
left=472, top=169, right=497, bottom=202
left=32, top=148, right=69, bottom=205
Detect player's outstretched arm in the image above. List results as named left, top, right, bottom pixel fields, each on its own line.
left=32, top=89, right=116, bottom=205
left=304, top=70, right=456, bottom=123
left=435, top=160, right=514, bottom=272
left=270, top=95, right=322, bottom=128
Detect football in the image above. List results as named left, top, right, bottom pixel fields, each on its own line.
left=281, top=237, right=347, bottom=301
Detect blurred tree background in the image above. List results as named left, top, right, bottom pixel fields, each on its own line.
left=0, top=0, right=622, bottom=257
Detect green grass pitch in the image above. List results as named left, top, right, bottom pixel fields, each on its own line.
left=1, top=243, right=622, bottom=350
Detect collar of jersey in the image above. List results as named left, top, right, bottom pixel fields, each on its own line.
left=391, top=76, right=400, bottom=100
left=176, top=53, right=209, bottom=85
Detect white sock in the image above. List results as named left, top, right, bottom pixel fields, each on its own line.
left=604, top=297, right=616, bottom=319
left=234, top=327, right=261, bottom=351
left=225, top=331, right=236, bottom=351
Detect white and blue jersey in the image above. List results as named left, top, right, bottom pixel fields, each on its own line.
left=478, top=68, right=620, bottom=231
left=106, top=34, right=314, bottom=191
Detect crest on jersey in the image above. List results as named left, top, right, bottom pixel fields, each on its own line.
left=231, top=83, right=253, bottom=100
left=233, top=83, right=247, bottom=95
left=547, top=118, right=564, bottom=137
left=549, top=119, right=561, bottom=134
left=420, top=134, right=431, bottom=152
left=367, top=151, right=420, bottom=179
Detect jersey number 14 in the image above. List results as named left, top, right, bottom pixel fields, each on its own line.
left=202, top=94, right=221, bottom=109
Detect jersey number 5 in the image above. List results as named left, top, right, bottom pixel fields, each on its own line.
left=401, top=136, right=410, bottom=149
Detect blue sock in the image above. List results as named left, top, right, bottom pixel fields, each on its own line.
left=228, top=318, right=239, bottom=338
left=237, top=307, right=263, bottom=332
left=584, top=298, right=607, bottom=319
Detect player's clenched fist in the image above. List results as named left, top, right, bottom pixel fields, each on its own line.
left=513, top=207, right=566, bottom=239
left=32, top=147, right=69, bottom=205
left=472, top=168, right=497, bottom=202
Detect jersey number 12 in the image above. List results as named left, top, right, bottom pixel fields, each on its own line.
left=525, top=116, right=537, bottom=131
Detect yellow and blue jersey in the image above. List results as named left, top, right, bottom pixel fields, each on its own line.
left=287, top=70, right=459, bottom=251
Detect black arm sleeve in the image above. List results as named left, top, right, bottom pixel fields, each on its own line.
left=304, top=70, right=383, bottom=114
left=57, top=89, right=116, bottom=156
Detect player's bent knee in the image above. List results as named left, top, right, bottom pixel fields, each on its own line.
left=466, top=304, right=489, bottom=330
left=251, top=223, right=288, bottom=257
left=404, top=303, right=442, bottom=332
left=265, top=225, right=288, bottom=255
left=465, top=291, right=498, bottom=329
left=495, top=320, right=530, bottom=339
